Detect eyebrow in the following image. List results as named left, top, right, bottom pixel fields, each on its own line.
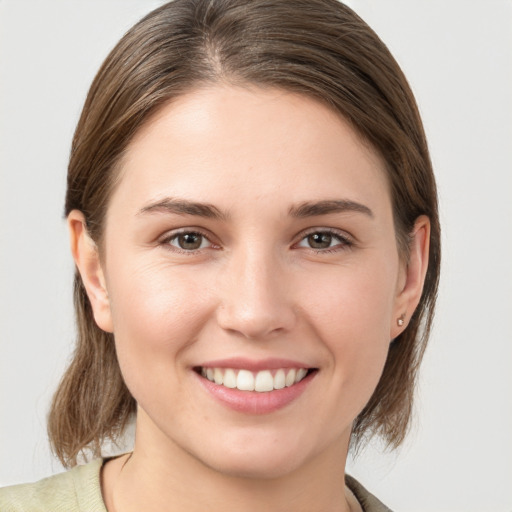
left=138, top=197, right=373, bottom=221
left=288, top=199, right=374, bottom=218
left=138, top=198, right=228, bottom=220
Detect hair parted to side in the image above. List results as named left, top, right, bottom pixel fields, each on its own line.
left=50, top=0, right=440, bottom=467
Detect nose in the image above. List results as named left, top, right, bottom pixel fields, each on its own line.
left=215, top=247, right=297, bottom=340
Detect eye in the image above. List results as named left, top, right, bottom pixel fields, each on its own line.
left=167, top=231, right=212, bottom=251
left=296, top=230, right=352, bottom=251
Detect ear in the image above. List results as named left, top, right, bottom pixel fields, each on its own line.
left=67, top=210, right=113, bottom=333
left=390, top=215, right=430, bottom=339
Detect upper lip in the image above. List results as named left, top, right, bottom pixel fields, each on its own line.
left=196, top=357, right=314, bottom=371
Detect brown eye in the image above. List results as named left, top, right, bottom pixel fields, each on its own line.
left=170, top=232, right=208, bottom=251
left=296, top=230, right=352, bottom=251
left=307, top=232, right=333, bottom=249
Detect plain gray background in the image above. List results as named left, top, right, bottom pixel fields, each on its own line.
left=1, top=1, right=511, bottom=510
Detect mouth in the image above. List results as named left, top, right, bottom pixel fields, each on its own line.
left=193, top=360, right=318, bottom=414
left=194, top=366, right=317, bottom=392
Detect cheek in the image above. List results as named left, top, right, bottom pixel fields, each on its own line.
left=106, top=261, right=214, bottom=399
left=299, top=262, right=396, bottom=405
left=301, top=259, right=397, bottom=340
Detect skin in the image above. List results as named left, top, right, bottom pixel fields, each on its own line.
left=69, top=85, right=430, bottom=512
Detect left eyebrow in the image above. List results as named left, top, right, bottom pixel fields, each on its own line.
left=137, top=198, right=229, bottom=221
left=288, top=199, right=374, bottom=219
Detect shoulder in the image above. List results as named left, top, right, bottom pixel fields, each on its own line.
left=346, top=475, right=394, bottom=512
left=0, top=459, right=107, bottom=512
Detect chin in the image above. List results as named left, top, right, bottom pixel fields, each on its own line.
left=205, top=451, right=305, bottom=481
left=191, top=429, right=316, bottom=480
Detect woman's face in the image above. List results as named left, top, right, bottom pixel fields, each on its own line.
left=75, top=85, right=423, bottom=478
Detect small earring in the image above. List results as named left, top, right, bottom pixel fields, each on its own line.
left=397, top=314, right=406, bottom=327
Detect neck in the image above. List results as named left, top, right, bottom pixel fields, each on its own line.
left=104, top=411, right=354, bottom=512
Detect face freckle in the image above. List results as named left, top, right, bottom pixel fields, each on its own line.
left=98, top=85, right=405, bottom=479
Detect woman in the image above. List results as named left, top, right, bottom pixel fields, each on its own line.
left=0, top=0, right=440, bottom=510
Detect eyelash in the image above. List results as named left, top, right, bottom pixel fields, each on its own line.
left=159, top=228, right=354, bottom=254
left=295, top=228, right=354, bottom=254
left=160, top=229, right=217, bottom=255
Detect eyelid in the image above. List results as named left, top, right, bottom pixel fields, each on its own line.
left=157, top=226, right=354, bottom=253
left=158, top=227, right=219, bottom=253
left=294, top=227, right=355, bottom=250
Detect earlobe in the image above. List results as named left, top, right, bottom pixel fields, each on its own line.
left=67, top=210, right=113, bottom=333
left=391, top=215, right=430, bottom=339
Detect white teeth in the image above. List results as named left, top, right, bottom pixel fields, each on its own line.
left=223, top=368, right=237, bottom=388
left=213, top=368, right=223, bottom=385
left=274, top=369, right=286, bottom=390
left=295, top=368, right=307, bottom=383
left=285, top=369, right=296, bottom=387
left=254, top=370, right=274, bottom=392
left=237, top=370, right=255, bottom=391
left=201, top=367, right=310, bottom=392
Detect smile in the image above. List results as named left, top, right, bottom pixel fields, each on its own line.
left=199, top=367, right=310, bottom=392
left=194, top=361, right=318, bottom=414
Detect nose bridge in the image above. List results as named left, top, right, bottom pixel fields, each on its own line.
left=216, top=243, right=295, bottom=339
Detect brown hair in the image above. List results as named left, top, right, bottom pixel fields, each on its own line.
left=49, top=0, right=440, bottom=467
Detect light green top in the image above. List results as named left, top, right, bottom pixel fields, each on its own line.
left=0, top=458, right=391, bottom=512
left=0, top=459, right=106, bottom=512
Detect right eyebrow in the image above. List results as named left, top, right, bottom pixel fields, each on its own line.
left=288, top=199, right=374, bottom=219
left=138, top=198, right=229, bottom=221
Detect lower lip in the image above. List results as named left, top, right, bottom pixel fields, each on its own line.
left=195, top=370, right=316, bottom=414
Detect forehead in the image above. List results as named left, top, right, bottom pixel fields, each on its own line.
left=112, top=85, right=390, bottom=215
